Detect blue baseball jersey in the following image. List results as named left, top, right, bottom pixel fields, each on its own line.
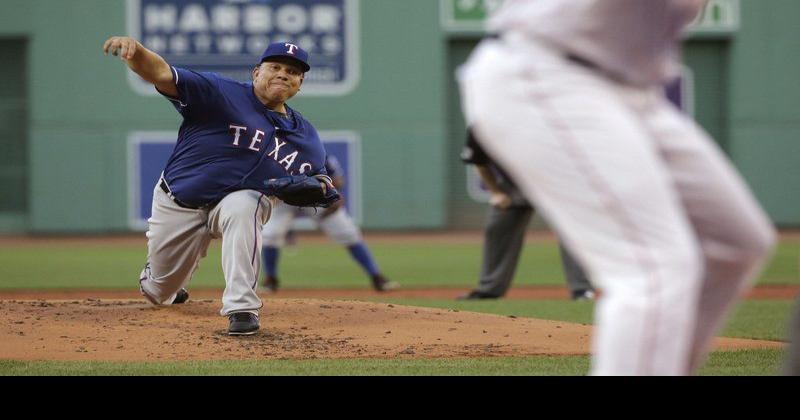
left=159, top=66, right=328, bottom=207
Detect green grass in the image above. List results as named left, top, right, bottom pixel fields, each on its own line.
left=0, top=357, right=589, bottom=376
left=697, top=349, right=786, bottom=376
left=722, top=300, right=796, bottom=341
left=760, top=239, right=800, bottom=285
left=374, top=298, right=597, bottom=325
left=0, top=237, right=798, bottom=289
left=367, top=298, right=793, bottom=341
left=0, top=350, right=784, bottom=376
left=0, top=236, right=796, bottom=375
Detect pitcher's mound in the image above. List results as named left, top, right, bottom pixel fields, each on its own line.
left=0, top=298, right=783, bottom=361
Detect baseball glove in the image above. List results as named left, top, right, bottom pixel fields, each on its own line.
left=319, top=194, right=345, bottom=219
left=264, top=174, right=341, bottom=208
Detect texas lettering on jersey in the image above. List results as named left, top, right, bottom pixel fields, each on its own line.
left=228, top=125, right=314, bottom=175
left=158, top=67, right=328, bottom=207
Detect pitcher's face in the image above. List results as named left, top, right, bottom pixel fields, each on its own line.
left=252, top=59, right=304, bottom=107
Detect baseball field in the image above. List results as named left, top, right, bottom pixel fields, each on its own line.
left=1, top=231, right=797, bottom=376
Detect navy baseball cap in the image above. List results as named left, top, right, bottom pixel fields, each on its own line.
left=259, top=42, right=311, bottom=73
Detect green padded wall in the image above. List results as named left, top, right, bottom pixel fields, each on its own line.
left=727, top=0, right=800, bottom=225
left=1, top=0, right=798, bottom=233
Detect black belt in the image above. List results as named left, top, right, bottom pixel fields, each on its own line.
left=565, top=53, right=599, bottom=70
left=485, top=32, right=598, bottom=70
left=159, top=179, right=204, bottom=210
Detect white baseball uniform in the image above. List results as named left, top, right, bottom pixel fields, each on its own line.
left=459, top=0, right=776, bottom=375
left=262, top=201, right=362, bottom=248
left=262, top=155, right=362, bottom=247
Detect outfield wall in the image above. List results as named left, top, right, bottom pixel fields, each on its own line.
left=0, top=0, right=797, bottom=233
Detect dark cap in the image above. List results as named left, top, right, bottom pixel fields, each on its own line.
left=259, top=42, right=311, bottom=73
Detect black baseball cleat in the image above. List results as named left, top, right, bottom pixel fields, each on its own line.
left=457, top=290, right=501, bottom=300
left=259, top=276, right=279, bottom=293
left=571, top=289, right=596, bottom=301
left=172, top=288, right=189, bottom=304
left=371, top=274, right=399, bottom=292
left=228, top=312, right=259, bottom=336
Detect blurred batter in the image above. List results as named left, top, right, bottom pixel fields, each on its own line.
left=459, top=0, right=776, bottom=375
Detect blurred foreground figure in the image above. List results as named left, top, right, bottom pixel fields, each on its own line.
left=458, top=0, right=776, bottom=375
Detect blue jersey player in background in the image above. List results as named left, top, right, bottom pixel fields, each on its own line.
left=103, top=36, right=336, bottom=336
left=261, top=155, right=399, bottom=292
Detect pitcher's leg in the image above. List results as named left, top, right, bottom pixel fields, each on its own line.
left=260, top=201, right=295, bottom=290
left=477, top=206, right=533, bottom=297
left=647, top=103, right=776, bottom=372
left=140, top=186, right=211, bottom=305
left=209, top=190, right=272, bottom=316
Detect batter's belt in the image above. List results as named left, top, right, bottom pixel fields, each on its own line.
left=486, top=32, right=600, bottom=70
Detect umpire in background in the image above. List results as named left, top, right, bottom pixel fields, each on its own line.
left=459, top=128, right=595, bottom=300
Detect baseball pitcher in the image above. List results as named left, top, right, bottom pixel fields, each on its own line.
left=103, top=37, right=339, bottom=335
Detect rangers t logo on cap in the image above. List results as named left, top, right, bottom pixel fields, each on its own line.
left=259, top=41, right=311, bottom=72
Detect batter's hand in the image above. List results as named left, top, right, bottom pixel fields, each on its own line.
left=489, top=192, right=512, bottom=210
left=103, top=36, right=140, bottom=61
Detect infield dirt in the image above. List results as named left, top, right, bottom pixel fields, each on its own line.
left=0, top=297, right=783, bottom=361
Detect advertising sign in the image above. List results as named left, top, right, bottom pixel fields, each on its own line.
left=441, top=0, right=740, bottom=34
left=127, top=0, right=359, bottom=95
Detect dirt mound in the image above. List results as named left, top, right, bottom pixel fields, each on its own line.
left=0, top=298, right=783, bottom=362
left=1, top=284, right=796, bottom=301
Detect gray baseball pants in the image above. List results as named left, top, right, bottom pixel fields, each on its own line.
left=475, top=204, right=592, bottom=297
left=139, top=183, right=273, bottom=316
